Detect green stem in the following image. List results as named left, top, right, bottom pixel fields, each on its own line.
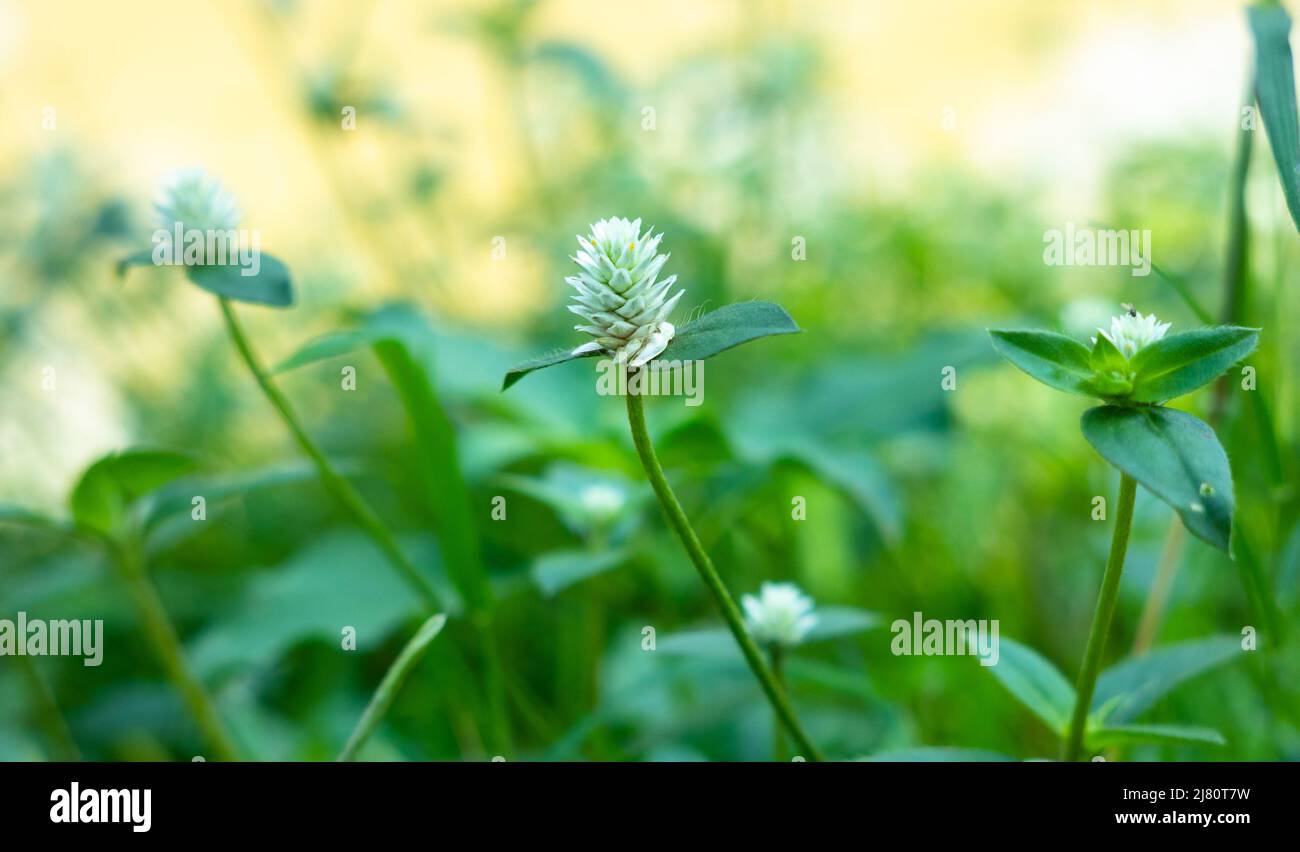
left=113, top=539, right=240, bottom=761
left=625, top=388, right=824, bottom=761
left=14, top=655, right=80, bottom=760
left=474, top=613, right=514, bottom=757
left=218, top=298, right=440, bottom=610
left=769, top=645, right=786, bottom=761
left=1063, top=472, right=1136, bottom=762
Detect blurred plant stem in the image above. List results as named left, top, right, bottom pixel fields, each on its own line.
left=1064, top=472, right=1136, bottom=762
left=111, top=537, right=239, bottom=761
left=14, top=655, right=80, bottom=760
left=769, top=645, right=786, bottom=761
left=218, top=298, right=442, bottom=611
left=625, top=388, right=825, bottom=761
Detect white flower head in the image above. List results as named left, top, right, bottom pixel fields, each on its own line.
left=1094, top=307, right=1171, bottom=359
left=742, top=582, right=817, bottom=648
left=567, top=217, right=684, bottom=368
left=579, top=482, right=625, bottom=521
left=154, top=169, right=241, bottom=236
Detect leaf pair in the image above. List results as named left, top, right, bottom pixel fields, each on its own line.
left=70, top=449, right=196, bottom=537
left=501, top=300, right=800, bottom=390
left=118, top=250, right=294, bottom=307
left=988, top=326, right=1258, bottom=404
left=985, top=636, right=1241, bottom=754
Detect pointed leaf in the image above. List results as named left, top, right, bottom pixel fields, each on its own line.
left=1081, top=406, right=1234, bottom=552
left=1091, top=636, right=1242, bottom=724
left=1249, top=3, right=1300, bottom=232
left=988, top=329, right=1095, bottom=396
left=185, top=253, right=294, bottom=307
left=501, top=347, right=599, bottom=391
left=980, top=636, right=1075, bottom=734
left=531, top=548, right=629, bottom=597
left=1086, top=723, right=1226, bottom=749
left=1129, top=327, right=1259, bottom=403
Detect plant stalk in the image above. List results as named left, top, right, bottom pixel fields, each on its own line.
left=1063, top=472, right=1136, bottom=762
left=625, top=387, right=824, bottom=761
left=218, top=298, right=441, bottom=610
left=113, top=539, right=239, bottom=761
left=769, top=645, right=786, bottom=761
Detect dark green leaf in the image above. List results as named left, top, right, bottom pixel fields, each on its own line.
left=988, top=329, right=1094, bottom=396
left=501, top=301, right=799, bottom=390
left=1129, top=327, right=1259, bottom=402
left=1091, top=636, right=1242, bottom=723
left=1249, top=3, right=1300, bottom=232
left=981, top=636, right=1075, bottom=734
left=185, top=253, right=294, bottom=307
left=531, top=548, right=628, bottom=597
left=114, top=248, right=157, bottom=279
left=1081, top=406, right=1234, bottom=551
left=69, top=449, right=196, bottom=536
left=1086, top=723, right=1225, bottom=749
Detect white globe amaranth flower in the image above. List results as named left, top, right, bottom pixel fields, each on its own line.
left=1094, top=308, right=1171, bottom=359
left=154, top=169, right=242, bottom=238
left=742, top=582, right=817, bottom=648
left=567, top=217, right=684, bottom=369
left=579, top=483, right=625, bottom=520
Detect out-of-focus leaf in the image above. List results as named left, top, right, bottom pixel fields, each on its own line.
left=770, top=442, right=901, bottom=547
left=1090, top=636, right=1242, bottom=724
left=1248, top=3, right=1300, bottom=231
left=188, top=532, right=453, bottom=678
left=981, top=637, right=1074, bottom=735
left=863, top=748, right=1016, bottom=762
left=804, top=606, right=882, bottom=640
left=338, top=612, right=448, bottom=761
left=1081, top=406, right=1234, bottom=552
left=988, top=329, right=1094, bottom=396
left=531, top=548, right=629, bottom=597
left=1086, top=723, right=1226, bottom=749
left=114, top=248, right=156, bottom=279
left=1129, top=327, right=1259, bottom=403
left=185, top=253, right=294, bottom=307
left=69, top=449, right=196, bottom=536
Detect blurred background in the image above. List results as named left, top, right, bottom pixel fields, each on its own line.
left=0, top=0, right=1296, bottom=760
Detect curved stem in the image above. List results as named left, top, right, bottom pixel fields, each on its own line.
left=625, top=389, right=824, bottom=761
left=1063, top=472, right=1136, bottom=762
left=218, top=298, right=440, bottom=610
left=113, top=539, right=240, bottom=761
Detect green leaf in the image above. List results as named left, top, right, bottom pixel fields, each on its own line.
left=1081, top=406, right=1234, bottom=552
left=1087, top=332, right=1134, bottom=397
left=114, top=248, right=157, bottom=279
left=531, top=548, right=629, bottom=597
left=982, top=637, right=1075, bottom=735
left=804, top=606, right=882, bottom=641
left=501, top=347, right=600, bottom=391
left=275, top=329, right=369, bottom=373
left=988, top=329, right=1095, bottom=396
left=185, top=253, right=294, bottom=307
left=1128, top=327, right=1259, bottom=403
left=1086, top=723, right=1226, bottom=750
left=863, top=748, right=1017, bottom=762
left=658, top=301, right=800, bottom=362
left=500, top=301, right=800, bottom=390
left=1090, top=636, right=1242, bottom=724
left=337, top=612, right=448, bottom=761
left=1248, top=3, right=1300, bottom=232
left=69, top=449, right=197, bottom=536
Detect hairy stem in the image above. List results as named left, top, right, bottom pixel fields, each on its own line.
left=113, top=539, right=239, bottom=761
left=218, top=298, right=440, bottom=610
left=625, top=388, right=824, bottom=761
left=1063, top=472, right=1136, bottom=762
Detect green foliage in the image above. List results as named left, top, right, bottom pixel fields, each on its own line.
left=1248, top=2, right=1300, bottom=231
left=118, top=251, right=295, bottom=307
left=69, top=449, right=196, bottom=537
left=1081, top=406, right=1234, bottom=552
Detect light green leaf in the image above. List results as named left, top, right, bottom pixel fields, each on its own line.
left=988, top=329, right=1094, bottom=396
left=531, top=548, right=629, bottom=597
left=1090, top=636, right=1242, bottom=724
left=1129, top=327, right=1259, bottom=403
left=1248, top=3, right=1300, bottom=232
left=1086, top=723, right=1226, bottom=749
left=804, top=606, right=882, bottom=640
left=69, top=449, right=196, bottom=536
left=337, top=612, right=448, bottom=761
left=982, top=636, right=1075, bottom=735
left=185, top=253, right=294, bottom=307
left=1087, top=332, right=1133, bottom=397
left=863, top=748, right=1017, bottom=762
left=501, top=301, right=799, bottom=390
left=274, top=329, right=369, bottom=373
left=1081, top=406, right=1234, bottom=552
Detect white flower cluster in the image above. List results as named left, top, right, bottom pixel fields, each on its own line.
left=742, top=582, right=817, bottom=648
